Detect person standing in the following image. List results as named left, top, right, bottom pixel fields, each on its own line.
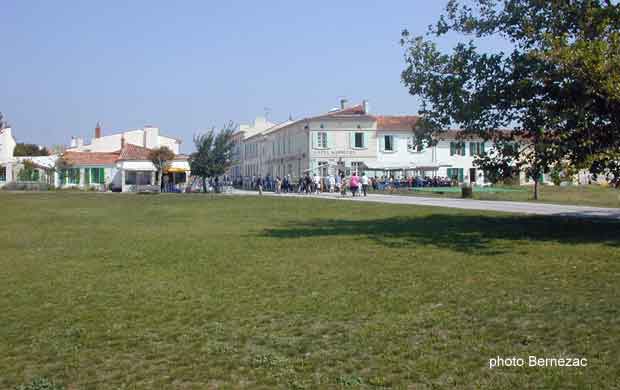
left=275, top=176, right=281, bottom=194
left=256, top=176, right=263, bottom=195
left=313, top=174, right=321, bottom=194
left=328, top=174, right=335, bottom=193
left=361, top=173, right=369, bottom=197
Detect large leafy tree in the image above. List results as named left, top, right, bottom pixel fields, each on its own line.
left=13, top=143, right=50, bottom=157
left=401, top=0, right=620, bottom=198
left=190, top=123, right=235, bottom=193
left=148, top=146, right=176, bottom=188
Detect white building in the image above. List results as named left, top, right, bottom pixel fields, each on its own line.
left=229, top=117, right=275, bottom=180
left=0, top=127, right=17, bottom=186
left=58, top=123, right=190, bottom=192
left=233, top=101, right=550, bottom=186
left=68, top=123, right=181, bottom=154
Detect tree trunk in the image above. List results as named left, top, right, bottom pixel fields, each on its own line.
left=202, top=177, right=207, bottom=193
left=533, top=178, right=540, bottom=200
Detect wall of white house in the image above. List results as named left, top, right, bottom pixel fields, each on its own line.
left=69, top=128, right=180, bottom=154
left=0, top=128, right=16, bottom=163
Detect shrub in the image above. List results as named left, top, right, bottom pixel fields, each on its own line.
left=1, top=182, right=53, bottom=191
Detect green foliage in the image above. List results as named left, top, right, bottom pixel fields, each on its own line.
left=14, top=143, right=50, bottom=157
left=401, top=0, right=620, bottom=197
left=15, top=377, right=65, bottom=390
left=17, top=160, right=40, bottom=182
left=148, top=146, right=175, bottom=187
left=148, top=146, right=175, bottom=172
left=190, top=122, right=235, bottom=192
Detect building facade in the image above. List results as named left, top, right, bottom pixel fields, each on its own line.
left=232, top=101, right=557, bottom=186
left=58, top=124, right=191, bottom=192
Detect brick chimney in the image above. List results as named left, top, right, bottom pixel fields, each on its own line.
left=95, top=121, right=102, bottom=139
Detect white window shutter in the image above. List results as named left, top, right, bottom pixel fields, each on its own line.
left=311, top=132, right=316, bottom=149
left=379, top=135, right=385, bottom=152
left=328, top=132, right=334, bottom=149
left=365, top=131, right=372, bottom=149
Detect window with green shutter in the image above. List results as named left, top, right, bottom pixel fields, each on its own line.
left=354, top=132, right=364, bottom=148
left=384, top=135, right=394, bottom=151
left=90, top=168, right=104, bottom=184
left=447, top=168, right=464, bottom=182
left=451, top=142, right=466, bottom=156
left=63, top=168, right=80, bottom=184
left=84, top=168, right=90, bottom=185
left=0, top=166, right=6, bottom=181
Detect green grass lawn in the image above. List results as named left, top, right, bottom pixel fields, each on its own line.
left=1, top=193, right=620, bottom=389
left=384, top=184, right=620, bottom=208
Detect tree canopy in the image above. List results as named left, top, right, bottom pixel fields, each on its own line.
left=13, top=143, right=50, bottom=157
left=401, top=0, right=620, bottom=196
left=148, top=146, right=176, bottom=188
left=190, top=123, right=235, bottom=193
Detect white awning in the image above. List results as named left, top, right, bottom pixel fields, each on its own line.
left=120, top=161, right=156, bottom=171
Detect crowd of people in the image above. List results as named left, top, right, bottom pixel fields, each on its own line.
left=236, top=172, right=459, bottom=196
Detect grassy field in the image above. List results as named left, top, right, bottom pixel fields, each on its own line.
left=383, top=184, right=620, bottom=208
left=1, top=193, right=620, bottom=389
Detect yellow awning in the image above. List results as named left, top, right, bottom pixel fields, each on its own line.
left=164, top=168, right=188, bottom=173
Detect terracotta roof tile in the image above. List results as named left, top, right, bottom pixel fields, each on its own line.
left=376, top=116, right=420, bottom=131
left=119, top=143, right=152, bottom=160
left=62, top=151, right=119, bottom=166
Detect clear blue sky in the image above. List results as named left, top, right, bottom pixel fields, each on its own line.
left=1, top=0, right=498, bottom=152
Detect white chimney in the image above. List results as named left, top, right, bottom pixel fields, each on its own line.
left=70, top=137, right=77, bottom=148
left=362, top=100, right=370, bottom=114
left=143, top=126, right=159, bottom=149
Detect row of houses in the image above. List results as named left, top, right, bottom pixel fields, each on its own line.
left=229, top=100, right=545, bottom=186
left=0, top=123, right=191, bottom=192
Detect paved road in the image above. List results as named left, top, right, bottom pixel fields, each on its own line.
left=231, top=189, right=620, bottom=220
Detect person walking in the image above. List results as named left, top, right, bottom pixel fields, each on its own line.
left=335, top=173, right=342, bottom=193
left=349, top=172, right=360, bottom=197
left=361, top=172, right=369, bottom=197
left=304, top=174, right=312, bottom=195
left=256, top=176, right=263, bottom=195
left=340, top=176, right=348, bottom=196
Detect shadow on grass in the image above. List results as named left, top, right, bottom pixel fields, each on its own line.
left=262, top=214, right=620, bottom=255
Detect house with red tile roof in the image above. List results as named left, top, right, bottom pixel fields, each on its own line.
left=57, top=125, right=191, bottom=192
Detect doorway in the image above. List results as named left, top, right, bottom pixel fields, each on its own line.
left=469, top=168, right=477, bottom=183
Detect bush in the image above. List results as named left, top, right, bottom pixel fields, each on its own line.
left=1, top=182, right=53, bottom=191
left=15, top=377, right=65, bottom=390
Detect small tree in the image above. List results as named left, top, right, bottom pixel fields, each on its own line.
left=55, top=156, right=73, bottom=186
left=148, top=146, right=175, bottom=189
left=17, top=160, right=39, bottom=182
left=190, top=122, right=235, bottom=193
